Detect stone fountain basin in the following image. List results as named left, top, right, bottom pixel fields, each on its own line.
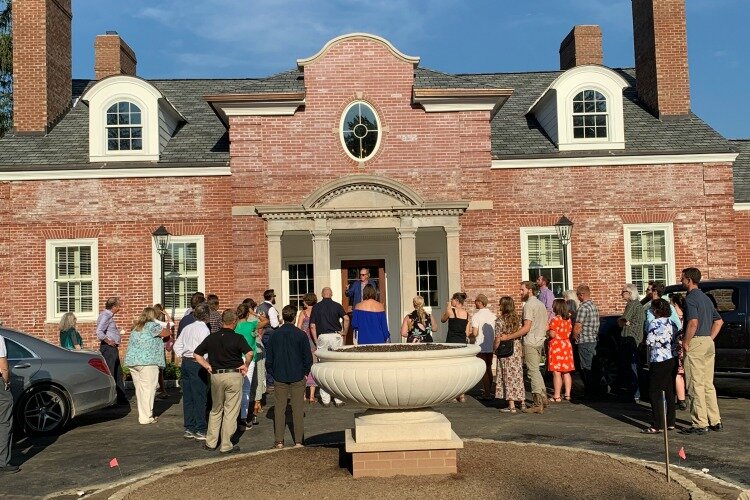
left=312, top=343, right=484, bottom=409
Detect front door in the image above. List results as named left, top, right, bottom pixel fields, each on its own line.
left=341, top=259, right=386, bottom=344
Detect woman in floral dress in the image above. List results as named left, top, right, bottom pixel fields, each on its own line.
left=548, top=299, right=575, bottom=402
left=296, top=293, right=318, bottom=403
left=493, top=296, right=525, bottom=413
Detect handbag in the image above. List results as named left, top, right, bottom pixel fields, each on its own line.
left=495, top=339, right=514, bottom=358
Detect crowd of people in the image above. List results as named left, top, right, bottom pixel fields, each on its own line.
left=78, top=266, right=732, bottom=439
left=0, top=266, right=727, bottom=473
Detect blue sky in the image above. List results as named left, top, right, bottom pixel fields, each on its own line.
left=70, top=0, right=748, bottom=138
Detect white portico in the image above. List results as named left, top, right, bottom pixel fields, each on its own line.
left=254, top=175, right=467, bottom=341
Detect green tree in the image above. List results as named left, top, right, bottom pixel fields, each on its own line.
left=0, top=0, right=11, bottom=137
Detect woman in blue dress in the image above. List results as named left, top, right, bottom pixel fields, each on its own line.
left=352, top=285, right=390, bottom=344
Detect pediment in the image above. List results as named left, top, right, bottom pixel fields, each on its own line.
left=303, top=175, right=423, bottom=210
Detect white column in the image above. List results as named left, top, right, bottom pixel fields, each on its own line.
left=445, top=225, right=461, bottom=295
left=397, top=220, right=418, bottom=320
left=266, top=229, right=283, bottom=297
left=311, top=223, right=332, bottom=294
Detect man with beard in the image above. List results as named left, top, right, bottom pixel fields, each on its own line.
left=497, top=281, right=549, bottom=413
left=257, top=289, right=279, bottom=387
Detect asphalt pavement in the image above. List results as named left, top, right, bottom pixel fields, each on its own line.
left=2, top=375, right=748, bottom=499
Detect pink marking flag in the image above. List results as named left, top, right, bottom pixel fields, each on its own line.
left=678, top=447, right=686, bottom=460
left=109, top=458, right=119, bottom=468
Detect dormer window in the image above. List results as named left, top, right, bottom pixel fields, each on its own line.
left=572, top=90, right=607, bottom=139
left=82, top=75, right=185, bottom=163
left=106, top=101, right=143, bottom=151
left=527, top=65, right=628, bottom=152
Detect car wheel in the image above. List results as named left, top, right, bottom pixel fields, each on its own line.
left=18, top=386, right=70, bottom=436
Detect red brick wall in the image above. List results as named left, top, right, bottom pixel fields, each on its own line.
left=226, top=37, right=736, bottom=316
left=0, top=177, right=234, bottom=347
left=734, top=211, right=750, bottom=276
left=228, top=37, right=494, bottom=303
left=12, top=0, right=72, bottom=133
left=559, top=25, right=603, bottom=70
left=462, top=161, right=737, bottom=315
left=632, top=0, right=690, bottom=117
left=94, top=34, right=137, bottom=80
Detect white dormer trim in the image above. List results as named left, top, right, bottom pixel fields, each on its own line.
left=81, top=75, right=184, bottom=163
left=528, top=65, right=629, bottom=152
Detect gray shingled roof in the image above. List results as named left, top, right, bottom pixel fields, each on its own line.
left=461, top=69, right=733, bottom=158
left=0, top=66, right=735, bottom=169
left=731, top=140, right=750, bottom=203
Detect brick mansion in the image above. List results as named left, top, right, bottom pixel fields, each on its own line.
left=0, top=0, right=748, bottom=348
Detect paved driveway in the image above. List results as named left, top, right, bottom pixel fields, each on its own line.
left=2, top=375, right=748, bottom=498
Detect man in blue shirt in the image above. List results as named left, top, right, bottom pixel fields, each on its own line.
left=346, top=268, right=378, bottom=309
left=679, top=267, right=723, bottom=435
left=96, top=297, right=128, bottom=405
left=267, top=305, right=313, bottom=448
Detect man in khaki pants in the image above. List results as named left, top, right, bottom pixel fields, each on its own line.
left=679, top=267, right=724, bottom=435
left=498, top=281, right=549, bottom=413
left=194, top=309, right=254, bottom=453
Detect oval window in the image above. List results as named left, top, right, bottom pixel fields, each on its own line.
left=341, top=101, right=380, bottom=161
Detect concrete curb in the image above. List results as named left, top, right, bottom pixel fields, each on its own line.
left=46, top=438, right=748, bottom=500
left=45, top=447, right=286, bottom=500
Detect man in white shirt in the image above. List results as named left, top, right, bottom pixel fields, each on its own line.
left=469, top=294, right=497, bottom=400
left=0, top=333, right=18, bottom=474
left=257, top=289, right=280, bottom=387
left=174, top=303, right=211, bottom=440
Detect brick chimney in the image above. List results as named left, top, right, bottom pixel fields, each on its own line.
left=12, top=0, right=73, bottom=134
left=94, top=32, right=137, bottom=80
left=632, top=0, right=690, bottom=117
left=559, top=25, right=603, bottom=70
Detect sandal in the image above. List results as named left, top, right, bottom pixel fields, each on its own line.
left=273, top=442, right=284, bottom=449
left=563, top=395, right=571, bottom=401
left=641, top=427, right=662, bottom=434
left=457, top=395, right=466, bottom=403
left=550, top=397, right=562, bottom=403
left=499, top=407, right=517, bottom=414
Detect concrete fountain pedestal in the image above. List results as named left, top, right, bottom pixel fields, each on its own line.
left=312, top=344, right=484, bottom=477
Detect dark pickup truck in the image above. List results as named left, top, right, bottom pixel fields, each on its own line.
left=591, top=279, right=749, bottom=398
left=662, top=279, right=750, bottom=372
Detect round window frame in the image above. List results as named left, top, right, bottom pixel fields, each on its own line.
left=339, top=101, right=382, bottom=162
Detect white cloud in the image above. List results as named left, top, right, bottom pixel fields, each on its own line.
left=130, top=0, right=460, bottom=75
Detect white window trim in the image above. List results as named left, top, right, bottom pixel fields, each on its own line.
left=569, top=87, right=610, bottom=143
left=519, top=227, right=574, bottom=290
left=151, top=235, right=205, bottom=319
left=82, top=76, right=164, bottom=163
left=623, top=223, right=676, bottom=288
left=416, top=254, right=443, bottom=313
left=528, top=65, right=627, bottom=152
left=282, top=260, right=314, bottom=310
left=45, top=238, right=99, bottom=323
left=339, top=101, right=382, bottom=163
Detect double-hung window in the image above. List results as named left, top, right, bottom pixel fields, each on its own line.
left=416, top=259, right=439, bottom=307
left=288, top=263, right=314, bottom=310
left=520, top=228, right=572, bottom=297
left=46, top=239, right=98, bottom=321
left=152, top=236, right=205, bottom=316
left=624, top=223, right=675, bottom=295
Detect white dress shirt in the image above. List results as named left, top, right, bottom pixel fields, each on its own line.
left=174, top=321, right=210, bottom=359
